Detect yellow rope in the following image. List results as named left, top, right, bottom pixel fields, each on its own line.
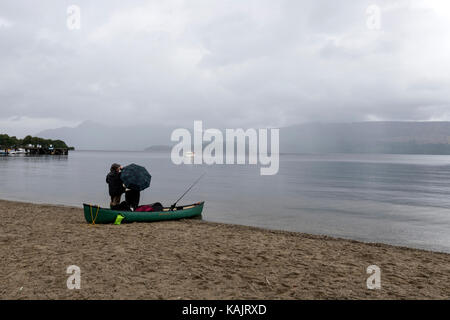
left=89, top=205, right=100, bottom=225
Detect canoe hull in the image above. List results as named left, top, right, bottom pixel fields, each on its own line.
left=83, top=202, right=204, bottom=224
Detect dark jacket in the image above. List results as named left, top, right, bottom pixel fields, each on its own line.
left=106, top=171, right=125, bottom=197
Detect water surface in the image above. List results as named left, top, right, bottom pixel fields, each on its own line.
left=1, top=151, right=450, bottom=253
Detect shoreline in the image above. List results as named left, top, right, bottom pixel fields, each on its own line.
left=2, top=197, right=448, bottom=254
left=1, top=199, right=449, bottom=299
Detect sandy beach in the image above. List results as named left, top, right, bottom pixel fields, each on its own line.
left=0, top=199, right=449, bottom=300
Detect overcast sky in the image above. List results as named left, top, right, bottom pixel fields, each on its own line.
left=1, top=0, right=450, bottom=137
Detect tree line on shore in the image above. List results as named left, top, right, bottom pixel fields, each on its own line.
left=0, top=134, right=72, bottom=149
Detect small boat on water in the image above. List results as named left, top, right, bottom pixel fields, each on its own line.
left=83, top=201, right=204, bottom=224
left=14, top=148, right=27, bottom=154
left=3, top=148, right=27, bottom=155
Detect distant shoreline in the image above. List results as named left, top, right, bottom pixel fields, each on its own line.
left=49, top=149, right=450, bottom=156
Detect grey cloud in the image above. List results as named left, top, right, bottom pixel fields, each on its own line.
left=1, top=0, right=450, bottom=137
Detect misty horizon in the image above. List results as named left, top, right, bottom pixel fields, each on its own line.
left=19, top=120, right=450, bottom=153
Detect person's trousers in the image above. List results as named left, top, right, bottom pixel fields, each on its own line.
left=110, top=195, right=121, bottom=208
left=125, top=190, right=140, bottom=210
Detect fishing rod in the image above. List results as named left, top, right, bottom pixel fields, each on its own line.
left=170, top=172, right=206, bottom=210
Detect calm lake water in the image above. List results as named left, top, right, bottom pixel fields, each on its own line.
left=1, top=151, right=450, bottom=253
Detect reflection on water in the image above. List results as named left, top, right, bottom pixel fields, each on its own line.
left=1, top=151, right=450, bottom=252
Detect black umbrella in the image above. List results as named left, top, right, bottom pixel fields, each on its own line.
left=120, top=163, right=151, bottom=191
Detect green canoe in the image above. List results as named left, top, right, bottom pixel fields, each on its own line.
left=83, top=202, right=204, bottom=224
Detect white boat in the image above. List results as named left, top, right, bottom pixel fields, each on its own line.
left=7, top=148, right=26, bottom=155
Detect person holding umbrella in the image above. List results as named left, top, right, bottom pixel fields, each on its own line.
left=120, top=163, right=152, bottom=211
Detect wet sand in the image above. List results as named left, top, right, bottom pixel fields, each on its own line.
left=0, top=199, right=449, bottom=299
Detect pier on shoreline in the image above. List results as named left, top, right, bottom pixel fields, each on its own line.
left=0, top=147, right=70, bottom=155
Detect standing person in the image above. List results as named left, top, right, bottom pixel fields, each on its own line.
left=106, top=163, right=125, bottom=208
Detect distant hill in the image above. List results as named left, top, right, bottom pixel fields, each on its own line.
left=38, top=121, right=450, bottom=154
left=280, top=122, right=450, bottom=154
left=37, top=121, right=174, bottom=151
left=144, top=145, right=172, bottom=152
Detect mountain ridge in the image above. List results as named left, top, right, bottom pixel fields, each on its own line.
left=37, top=121, right=450, bottom=154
